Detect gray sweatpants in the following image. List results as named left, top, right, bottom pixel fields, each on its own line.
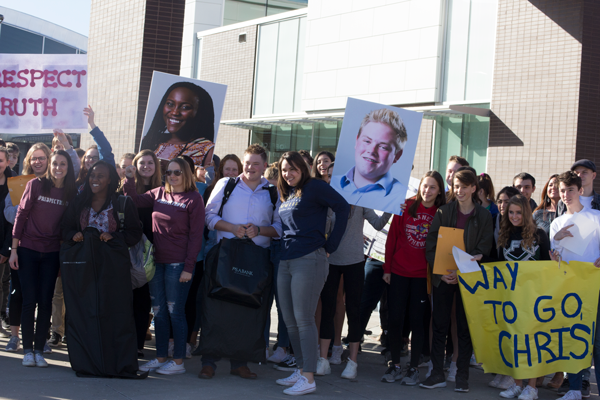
left=277, top=248, right=328, bottom=373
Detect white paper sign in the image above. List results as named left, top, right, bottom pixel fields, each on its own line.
left=452, top=246, right=481, bottom=274
left=560, top=212, right=596, bottom=256
left=0, top=54, right=87, bottom=133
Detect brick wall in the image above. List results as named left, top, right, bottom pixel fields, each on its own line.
left=412, top=119, right=433, bottom=179
left=87, top=0, right=146, bottom=156
left=487, top=0, right=583, bottom=202
left=199, top=26, right=258, bottom=159
left=87, top=0, right=185, bottom=160
left=574, top=0, right=600, bottom=192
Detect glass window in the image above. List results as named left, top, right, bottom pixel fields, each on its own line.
left=442, top=0, right=498, bottom=102
left=312, top=122, right=341, bottom=156
left=251, top=123, right=313, bottom=163
left=253, top=16, right=306, bottom=116
left=224, top=0, right=307, bottom=26
left=44, top=38, right=78, bottom=54
left=0, top=25, right=43, bottom=54
left=431, top=104, right=490, bottom=174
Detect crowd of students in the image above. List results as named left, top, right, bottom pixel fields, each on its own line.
left=0, top=110, right=599, bottom=399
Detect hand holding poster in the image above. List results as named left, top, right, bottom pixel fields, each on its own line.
left=458, top=261, right=600, bottom=379
left=0, top=54, right=87, bottom=133
left=139, top=71, right=227, bottom=168
left=331, top=98, right=423, bottom=215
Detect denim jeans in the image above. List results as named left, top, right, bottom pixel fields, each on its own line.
left=263, top=240, right=290, bottom=348
left=359, top=258, right=386, bottom=335
left=278, top=248, right=328, bottom=372
left=569, top=295, right=600, bottom=390
left=149, top=263, right=192, bottom=359
left=17, top=247, right=60, bottom=353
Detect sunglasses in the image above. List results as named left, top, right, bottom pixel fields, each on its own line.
left=165, top=169, right=183, bottom=177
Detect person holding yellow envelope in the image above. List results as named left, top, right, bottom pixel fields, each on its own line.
left=421, top=170, right=493, bottom=393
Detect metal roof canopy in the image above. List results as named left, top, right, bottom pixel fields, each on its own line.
left=220, top=105, right=490, bottom=130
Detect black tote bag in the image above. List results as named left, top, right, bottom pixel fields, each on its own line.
left=206, top=237, right=272, bottom=309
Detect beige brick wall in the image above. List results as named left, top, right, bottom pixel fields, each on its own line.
left=412, top=118, right=433, bottom=180
left=86, top=0, right=146, bottom=157
left=488, top=0, right=583, bottom=202
left=199, top=26, right=258, bottom=159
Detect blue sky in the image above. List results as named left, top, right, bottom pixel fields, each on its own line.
left=1, top=0, right=91, bottom=36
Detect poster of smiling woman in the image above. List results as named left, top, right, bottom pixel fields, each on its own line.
left=331, top=98, right=422, bottom=215
left=139, top=71, right=227, bottom=167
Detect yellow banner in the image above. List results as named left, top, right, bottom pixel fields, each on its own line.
left=458, top=261, right=600, bottom=379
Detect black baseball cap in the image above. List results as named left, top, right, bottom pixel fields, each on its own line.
left=571, top=159, right=597, bottom=173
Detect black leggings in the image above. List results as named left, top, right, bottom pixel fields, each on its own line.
left=319, top=261, right=364, bottom=343
left=9, top=267, right=23, bottom=327
left=388, top=274, right=428, bottom=367
left=132, top=283, right=151, bottom=350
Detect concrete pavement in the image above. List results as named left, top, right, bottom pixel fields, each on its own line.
left=0, top=311, right=595, bottom=400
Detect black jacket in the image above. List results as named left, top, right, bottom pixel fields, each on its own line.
left=426, top=201, right=494, bottom=287
left=61, top=193, right=142, bottom=246
left=0, top=166, right=14, bottom=257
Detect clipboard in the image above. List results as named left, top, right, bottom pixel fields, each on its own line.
left=8, top=174, right=35, bottom=205
left=432, top=227, right=465, bottom=275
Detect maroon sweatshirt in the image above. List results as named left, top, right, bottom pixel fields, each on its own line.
left=13, top=178, right=68, bottom=253
left=123, top=177, right=204, bottom=273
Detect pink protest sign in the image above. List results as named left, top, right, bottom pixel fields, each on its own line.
left=0, top=54, right=87, bottom=133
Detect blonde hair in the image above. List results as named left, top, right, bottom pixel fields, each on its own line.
left=132, top=150, right=162, bottom=194
left=165, top=158, right=197, bottom=194
left=23, top=143, right=51, bottom=175
left=357, top=108, right=407, bottom=153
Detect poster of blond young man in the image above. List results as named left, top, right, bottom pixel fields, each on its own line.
left=331, top=98, right=422, bottom=215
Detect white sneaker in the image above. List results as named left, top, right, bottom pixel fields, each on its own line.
left=329, top=345, right=343, bottom=365
left=498, top=375, right=515, bottom=390
left=35, top=353, right=48, bottom=368
left=470, top=353, right=481, bottom=366
left=139, top=358, right=169, bottom=372
left=341, top=359, right=357, bottom=380
left=22, top=352, right=35, bottom=367
left=447, top=361, right=457, bottom=382
left=186, top=343, right=192, bottom=359
left=518, top=386, right=538, bottom=400
left=425, top=360, right=433, bottom=378
left=283, top=375, right=316, bottom=396
left=315, top=357, right=331, bottom=376
left=268, top=347, right=288, bottom=364
left=500, top=383, right=523, bottom=399
left=557, top=391, right=582, bottom=400
left=156, top=360, right=186, bottom=375
left=0, top=325, right=9, bottom=338
left=489, top=374, right=504, bottom=388
left=167, top=340, right=174, bottom=358
left=276, top=369, right=302, bottom=387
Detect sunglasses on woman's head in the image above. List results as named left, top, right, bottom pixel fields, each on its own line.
left=165, top=169, right=182, bottom=177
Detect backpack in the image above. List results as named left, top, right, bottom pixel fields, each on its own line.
left=218, top=178, right=278, bottom=217
left=118, top=196, right=155, bottom=288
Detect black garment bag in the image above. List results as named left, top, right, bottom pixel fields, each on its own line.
left=61, top=228, right=147, bottom=379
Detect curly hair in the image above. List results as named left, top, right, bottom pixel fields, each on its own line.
left=498, top=195, right=538, bottom=250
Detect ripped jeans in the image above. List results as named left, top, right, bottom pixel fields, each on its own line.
left=149, top=263, right=192, bottom=360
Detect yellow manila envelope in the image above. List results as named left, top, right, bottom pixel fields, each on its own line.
left=458, top=260, right=600, bottom=379
left=432, top=227, right=465, bottom=275
left=8, top=174, right=35, bottom=205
